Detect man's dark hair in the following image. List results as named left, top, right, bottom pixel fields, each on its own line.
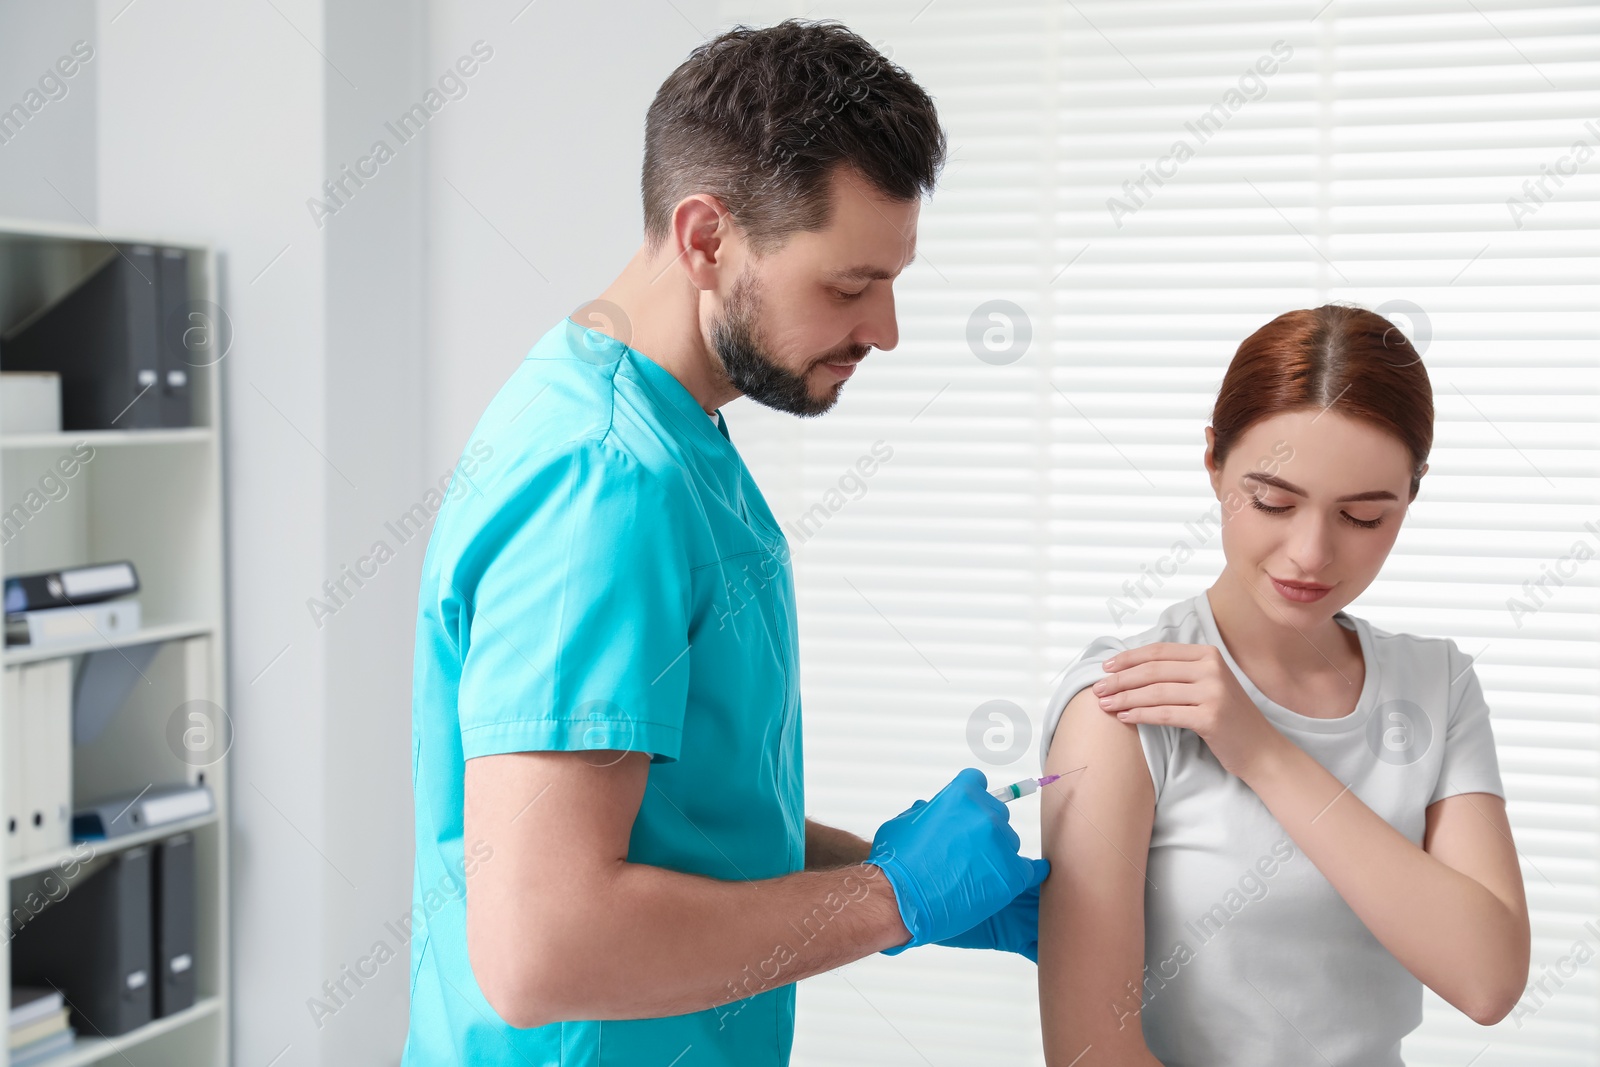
left=642, top=19, right=947, bottom=256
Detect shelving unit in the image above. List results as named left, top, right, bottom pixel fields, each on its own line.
left=0, top=219, right=230, bottom=1067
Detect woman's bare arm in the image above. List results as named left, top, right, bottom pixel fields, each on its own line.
left=1242, top=744, right=1530, bottom=1024
left=1039, top=687, right=1166, bottom=1067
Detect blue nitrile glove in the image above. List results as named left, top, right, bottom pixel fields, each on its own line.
left=932, top=883, right=1042, bottom=961
left=865, top=768, right=1051, bottom=956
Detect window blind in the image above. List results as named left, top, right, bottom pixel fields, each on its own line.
left=718, top=1, right=1600, bottom=1063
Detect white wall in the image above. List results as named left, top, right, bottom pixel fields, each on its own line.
left=318, top=2, right=427, bottom=1063
left=92, top=0, right=339, bottom=1063
left=91, top=0, right=428, bottom=1063
left=0, top=1, right=97, bottom=223
left=422, top=0, right=722, bottom=474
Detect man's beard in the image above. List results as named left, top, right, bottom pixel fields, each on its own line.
left=710, top=270, right=866, bottom=418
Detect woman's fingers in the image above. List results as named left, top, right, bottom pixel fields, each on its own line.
left=1101, top=642, right=1212, bottom=672
left=1113, top=704, right=1191, bottom=727
left=1095, top=657, right=1207, bottom=697
left=1098, top=681, right=1197, bottom=712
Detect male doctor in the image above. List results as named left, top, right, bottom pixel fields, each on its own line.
left=404, top=18, right=1048, bottom=1065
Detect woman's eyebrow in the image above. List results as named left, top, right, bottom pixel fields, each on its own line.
left=1242, top=471, right=1398, bottom=503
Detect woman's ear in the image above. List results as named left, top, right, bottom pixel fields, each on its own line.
left=1204, top=427, right=1222, bottom=495
left=1410, top=461, right=1430, bottom=502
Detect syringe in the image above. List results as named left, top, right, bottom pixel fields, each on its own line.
left=988, top=774, right=1061, bottom=803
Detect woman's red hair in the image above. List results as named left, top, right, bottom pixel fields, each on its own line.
left=1211, top=304, right=1434, bottom=500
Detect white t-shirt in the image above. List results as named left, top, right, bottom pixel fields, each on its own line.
left=1040, top=591, right=1504, bottom=1067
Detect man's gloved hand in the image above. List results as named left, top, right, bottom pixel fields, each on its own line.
left=931, top=883, right=1042, bottom=961
left=865, top=768, right=1050, bottom=957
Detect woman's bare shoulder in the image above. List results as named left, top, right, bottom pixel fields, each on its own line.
left=1045, top=685, right=1156, bottom=812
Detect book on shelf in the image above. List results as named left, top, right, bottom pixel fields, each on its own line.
left=4, top=598, right=142, bottom=648
left=73, top=783, right=213, bottom=840
left=10, top=1027, right=75, bottom=1066
left=4, top=562, right=141, bottom=615
left=9, top=988, right=73, bottom=1065
left=11, top=1006, right=69, bottom=1048
left=9, top=988, right=63, bottom=1031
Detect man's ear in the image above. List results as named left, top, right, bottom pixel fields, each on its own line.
left=672, top=193, right=734, bottom=293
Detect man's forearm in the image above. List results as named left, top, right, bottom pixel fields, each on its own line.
left=496, top=859, right=906, bottom=1027
left=804, top=817, right=872, bottom=869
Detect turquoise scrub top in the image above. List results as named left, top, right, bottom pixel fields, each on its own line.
left=402, top=317, right=805, bottom=1066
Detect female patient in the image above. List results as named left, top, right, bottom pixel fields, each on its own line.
left=1038, top=305, right=1530, bottom=1066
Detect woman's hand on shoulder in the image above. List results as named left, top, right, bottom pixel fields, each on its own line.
left=1090, top=642, right=1287, bottom=783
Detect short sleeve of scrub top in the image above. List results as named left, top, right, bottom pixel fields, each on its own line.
left=455, top=440, right=691, bottom=763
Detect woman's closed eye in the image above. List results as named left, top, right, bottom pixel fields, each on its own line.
left=1248, top=496, right=1386, bottom=529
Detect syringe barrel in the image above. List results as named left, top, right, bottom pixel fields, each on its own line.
left=989, top=778, right=1038, bottom=802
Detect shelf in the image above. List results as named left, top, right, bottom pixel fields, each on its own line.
left=24, top=996, right=221, bottom=1067
left=0, top=217, right=210, bottom=252
left=2, top=225, right=229, bottom=1067
left=3, top=620, right=215, bottom=667
left=0, top=428, right=212, bottom=451
left=8, top=812, right=218, bottom=881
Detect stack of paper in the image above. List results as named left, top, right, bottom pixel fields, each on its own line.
left=9, top=987, right=75, bottom=1064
